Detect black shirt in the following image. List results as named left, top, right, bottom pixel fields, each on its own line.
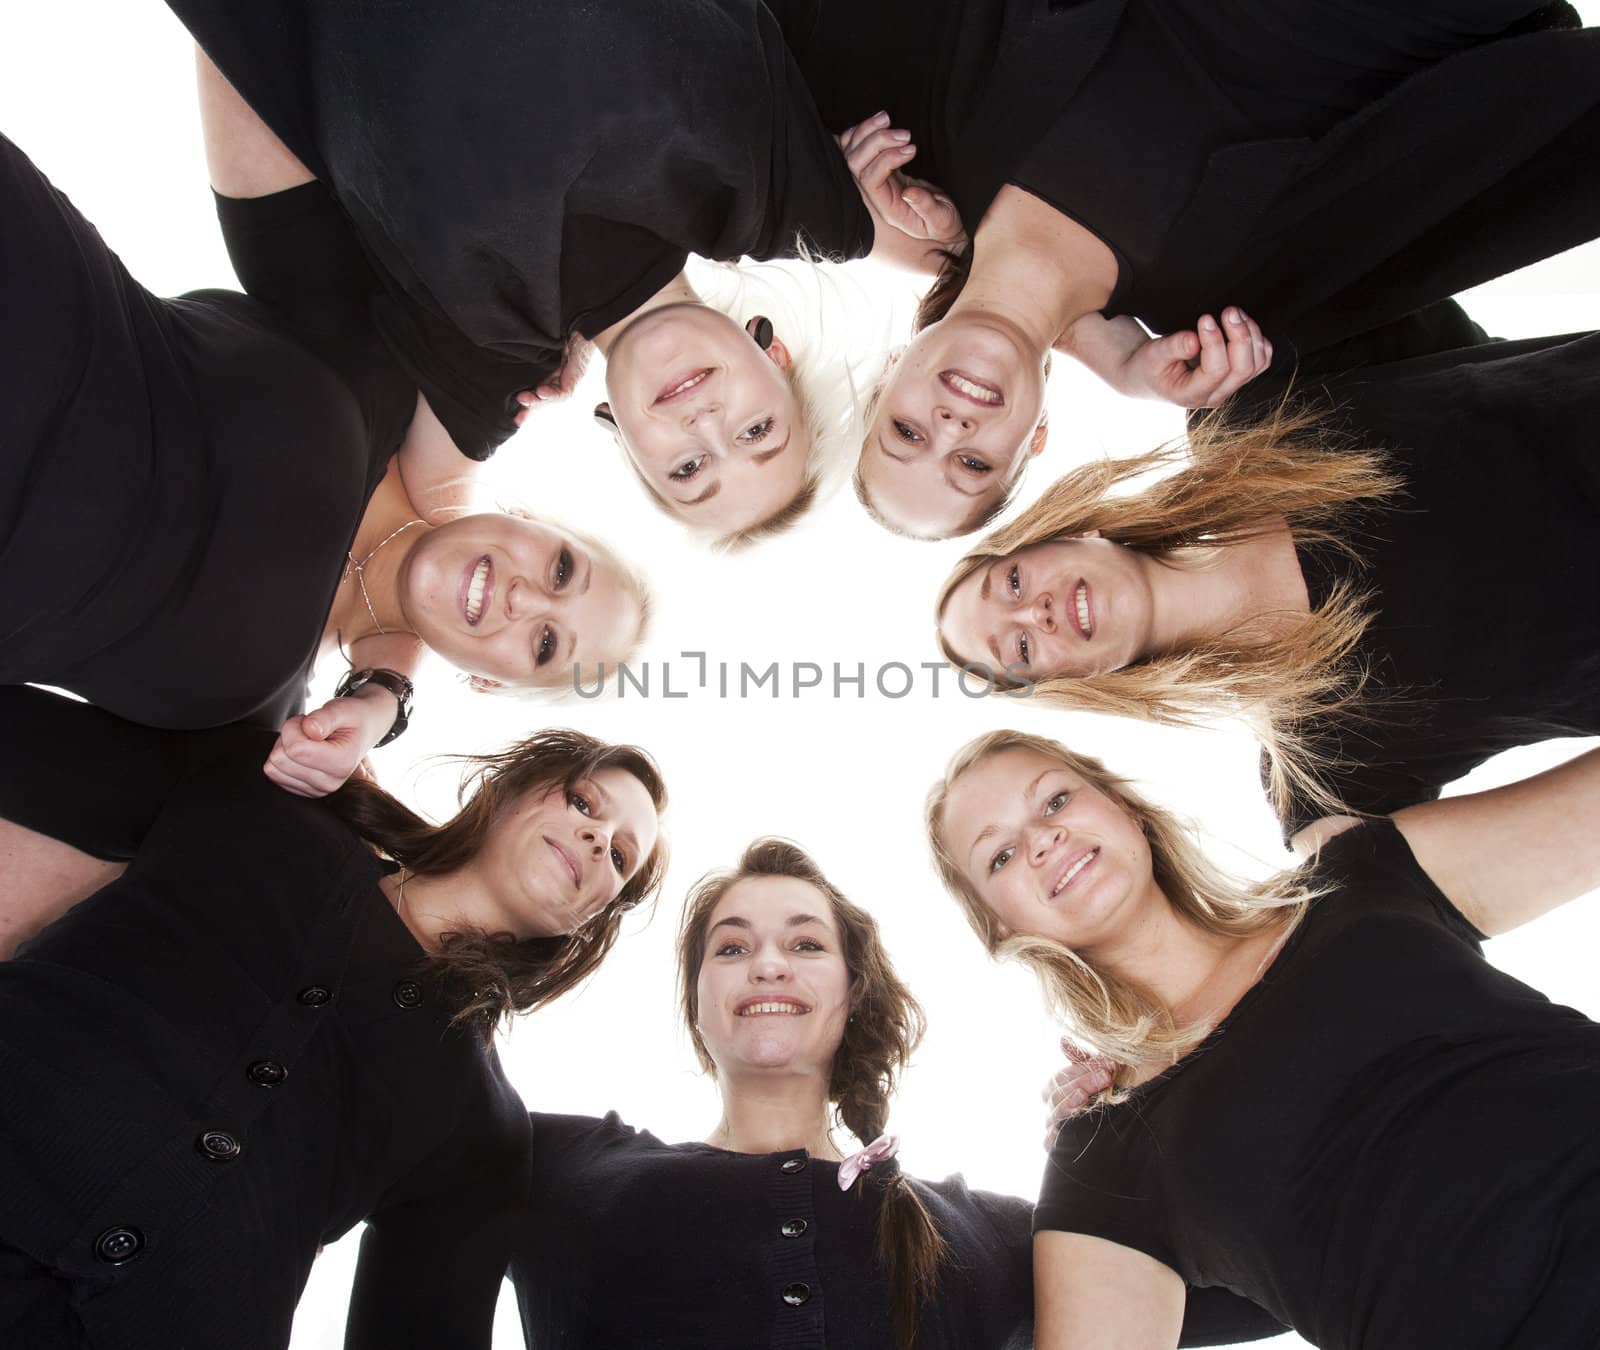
left=0, top=708, right=527, bottom=1350
left=0, top=133, right=414, bottom=731
left=168, top=0, right=874, bottom=460
left=1038, top=819, right=1600, bottom=1350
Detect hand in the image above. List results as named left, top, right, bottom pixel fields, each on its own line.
left=1121, top=306, right=1272, bottom=408
left=837, top=111, right=966, bottom=270
left=1042, top=1039, right=1116, bottom=1149
left=263, top=691, right=396, bottom=798
left=513, top=332, right=596, bottom=426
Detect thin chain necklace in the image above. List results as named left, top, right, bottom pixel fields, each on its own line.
left=344, top=519, right=424, bottom=636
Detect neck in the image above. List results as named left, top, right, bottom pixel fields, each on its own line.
left=591, top=270, right=702, bottom=355
left=705, top=1070, right=842, bottom=1159
left=381, top=864, right=499, bottom=952
left=325, top=485, right=431, bottom=650
left=1140, top=525, right=1309, bottom=656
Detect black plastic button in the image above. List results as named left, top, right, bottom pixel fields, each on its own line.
left=779, top=1157, right=807, bottom=1174
left=297, top=985, right=332, bottom=1007
left=93, top=1226, right=143, bottom=1265
left=247, top=1060, right=287, bottom=1088
left=197, top=1130, right=241, bottom=1162
left=781, top=1282, right=811, bottom=1307
left=780, top=1218, right=808, bottom=1239
left=391, top=979, right=424, bottom=1010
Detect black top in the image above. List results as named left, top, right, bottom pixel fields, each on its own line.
left=1037, top=820, right=1600, bottom=1350
left=167, top=0, right=874, bottom=460
left=774, top=0, right=1600, bottom=358
left=348, top=1108, right=1285, bottom=1349
left=1267, top=330, right=1600, bottom=834
left=0, top=699, right=527, bottom=1350
left=0, top=133, right=414, bottom=731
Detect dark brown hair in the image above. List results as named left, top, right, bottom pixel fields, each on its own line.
left=677, top=839, right=945, bottom=1350
left=323, top=729, right=668, bottom=1030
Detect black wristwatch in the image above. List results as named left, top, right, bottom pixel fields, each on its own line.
left=334, top=667, right=415, bottom=747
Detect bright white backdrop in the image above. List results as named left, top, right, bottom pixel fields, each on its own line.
left=5, top=7, right=1597, bottom=1347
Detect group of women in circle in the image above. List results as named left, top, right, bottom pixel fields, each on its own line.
left=3, top=1, right=1599, bottom=1347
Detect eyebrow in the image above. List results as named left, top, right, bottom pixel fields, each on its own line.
left=752, top=431, right=791, bottom=466
left=878, top=432, right=915, bottom=465
left=682, top=479, right=723, bottom=506
left=708, top=912, right=833, bottom=934
left=966, top=769, right=1054, bottom=864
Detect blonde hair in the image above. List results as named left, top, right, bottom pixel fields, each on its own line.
left=926, top=729, right=1311, bottom=1093
left=935, top=403, right=1404, bottom=820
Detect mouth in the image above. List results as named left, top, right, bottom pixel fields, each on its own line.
left=736, top=998, right=811, bottom=1017
left=939, top=368, right=1005, bottom=409
left=654, top=368, right=714, bottom=405
left=463, top=555, right=492, bottom=626
left=544, top=836, right=581, bottom=888
left=1071, top=579, right=1093, bottom=639
left=1049, top=847, right=1099, bottom=899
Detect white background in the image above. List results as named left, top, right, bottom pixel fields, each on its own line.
left=5, top=6, right=1597, bottom=1347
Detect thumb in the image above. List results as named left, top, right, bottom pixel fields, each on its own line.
left=302, top=714, right=328, bottom=741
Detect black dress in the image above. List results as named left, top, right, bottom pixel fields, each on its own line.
left=167, top=0, right=874, bottom=460
left=0, top=690, right=528, bottom=1350
left=1036, top=820, right=1600, bottom=1350
left=346, top=1110, right=1287, bottom=1349
left=773, top=0, right=1600, bottom=359
left=1261, top=330, right=1600, bottom=836
left=0, top=132, right=415, bottom=732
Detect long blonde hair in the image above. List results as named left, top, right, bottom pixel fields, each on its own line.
left=926, top=730, right=1311, bottom=1094
left=935, top=404, right=1404, bottom=821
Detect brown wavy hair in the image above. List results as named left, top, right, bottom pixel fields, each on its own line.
left=935, top=401, right=1404, bottom=821
left=677, top=839, right=945, bottom=1350
left=927, top=729, right=1311, bottom=1090
left=323, top=729, right=668, bottom=1031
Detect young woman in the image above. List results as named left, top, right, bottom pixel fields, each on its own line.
left=346, top=839, right=1286, bottom=1348
left=812, top=0, right=1600, bottom=536
left=935, top=326, right=1600, bottom=842
left=0, top=684, right=668, bottom=1349
left=0, top=63, right=648, bottom=803
left=926, top=727, right=1600, bottom=1349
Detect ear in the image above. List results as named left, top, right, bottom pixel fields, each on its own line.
left=993, top=920, right=1014, bottom=941
left=467, top=674, right=504, bottom=695
left=762, top=334, right=794, bottom=373
left=1027, top=416, right=1049, bottom=458
left=1074, top=528, right=1102, bottom=540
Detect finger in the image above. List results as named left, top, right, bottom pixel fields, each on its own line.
left=840, top=119, right=902, bottom=168
left=839, top=109, right=892, bottom=156
left=1150, top=328, right=1201, bottom=369
left=1194, top=314, right=1228, bottom=380
left=844, top=127, right=916, bottom=183
left=1242, top=313, right=1267, bottom=372
left=1061, top=1038, right=1092, bottom=1064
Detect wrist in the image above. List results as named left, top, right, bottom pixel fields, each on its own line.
left=333, top=668, right=414, bottom=747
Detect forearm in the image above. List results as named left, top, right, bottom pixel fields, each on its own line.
left=1058, top=311, right=1148, bottom=387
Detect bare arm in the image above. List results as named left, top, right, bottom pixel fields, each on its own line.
left=195, top=47, right=313, bottom=198
left=1300, top=747, right=1600, bottom=936
left=1061, top=309, right=1272, bottom=408
left=1035, top=1231, right=1184, bottom=1350
left=0, top=819, right=125, bottom=960
left=396, top=391, right=482, bottom=524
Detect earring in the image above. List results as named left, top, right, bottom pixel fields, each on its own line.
left=593, top=401, right=617, bottom=430
left=746, top=315, right=774, bottom=351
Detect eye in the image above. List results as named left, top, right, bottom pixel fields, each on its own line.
left=892, top=419, right=924, bottom=444
left=958, top=455, right=992, bottom=474
left=669, top=455, right=707, bottom=481
left=989, top=846, right=1015, bottom=873
left=553, top=546, right=573, bottom=590
left=794, top=938, right=825, bottom=953
left=1008, top=564, right=1022, bottom=598
left=736, top=417, right=775, bottom=445
left=715, top=941, right=747, bottom=958
left=610, top=845, right=627, bottom=875
left=535, top=625, right=557, bottom=667
left=1044, top=791, right=1070, bottom=814
left=1017, top=632, right=1031, bottom=667
left=568, top=791, right=592, bottom=816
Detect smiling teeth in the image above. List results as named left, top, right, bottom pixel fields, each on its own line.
left=1075, top=581, right=1092, bottom=637
left=1052, top=849, right=1099, bottom=897
left=466, top=557, right=489, bottom=624
left=945, top=372, right=1002, bottom=404
left=664, top=370, right=710, bottom=399
left=739, top=1002, right=808, bottom=1016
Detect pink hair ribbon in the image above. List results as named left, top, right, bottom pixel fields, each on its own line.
left=837, top=1133, right=899, bottom=1191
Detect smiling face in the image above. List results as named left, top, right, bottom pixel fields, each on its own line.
left=694, top=875, right=852, bottom=1079
left=472, top=766, right=662, bottom=940
left=940, top=745, right=1157, bottom=956
left=602, top=305, right=810, bottom=535
left=940, top=536, right=1155, bottom=681
left=861, top=314, right=1048, bottom=538
left=398, top=514, right=640, bottom=689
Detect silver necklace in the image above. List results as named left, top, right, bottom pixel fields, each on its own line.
left=344, top=519, right=424, bottom=636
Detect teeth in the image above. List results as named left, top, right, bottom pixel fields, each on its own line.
left=738, top=1002, right=808, bottom=1016
left=1052, top=849, right=1098, bottom=897
left=664, top=370, right=710, bottom=399
left=466, top=557, right=489, bottom=624
left=1075, top=581, right=1092, bottom=637
left=945, top=372, right=1002, bottom=404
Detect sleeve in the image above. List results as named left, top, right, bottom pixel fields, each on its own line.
left=1312, top=819, right=1488, bottom=947
left=0, top=686, right=253, bottom=862
left=1179, top=1286, right=1290, bottom=1347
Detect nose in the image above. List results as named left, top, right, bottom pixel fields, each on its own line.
left=750, top=944, right=793, bottom=982
left=680, top=399, right=721, bottom=431
left=934, top=405, right=975, bottom=433
left=578, top=819, right=613, bottom=860
left=1032, top=591, right=1057, bottom=633
left=1029, top=821, right=1065, bottom=865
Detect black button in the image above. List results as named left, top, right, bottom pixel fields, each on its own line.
left=779, top=1157, right=807, bottom=1174
left=391, top=979, right=424, bottom=1010
left=297, top=985, right=332, bottom=1007
left=780, top=1218, right=808, bottom=1239
left=93, top=1226, right=143, bottom=1265
left=781, top=1282, right=811, bottom=1307
left=197, top=1130, right=241, bottom=1162
left=247, top=1060, right=287, bottom=1088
